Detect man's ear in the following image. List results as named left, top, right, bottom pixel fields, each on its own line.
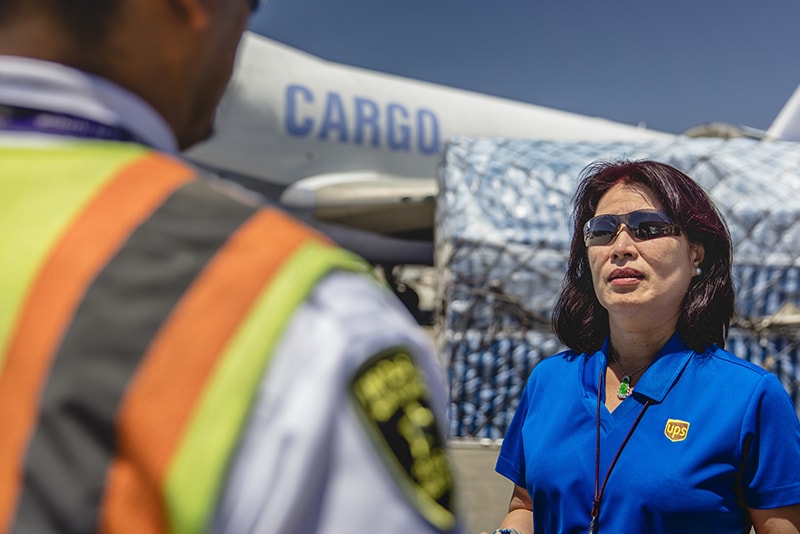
left=166, top=0, right=212, bottom=31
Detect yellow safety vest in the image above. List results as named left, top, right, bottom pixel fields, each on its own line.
left=0, top=139, right=367, bottom=533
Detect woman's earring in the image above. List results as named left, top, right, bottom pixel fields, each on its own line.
left=695, top=266, right=702, bottom=276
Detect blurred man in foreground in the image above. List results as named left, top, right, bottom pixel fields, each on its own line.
left=0, top=1, right=462, bottom=531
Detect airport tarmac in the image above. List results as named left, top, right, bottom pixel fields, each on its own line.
left=449, top=440, right=512, bottom=534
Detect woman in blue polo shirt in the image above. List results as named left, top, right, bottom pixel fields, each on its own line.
left=489, top=160, right=800, bottom=534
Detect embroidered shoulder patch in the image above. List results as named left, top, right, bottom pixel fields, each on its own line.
left=350, top=348, right=456, bottom=530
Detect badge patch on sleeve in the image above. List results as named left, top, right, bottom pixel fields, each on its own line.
left=350, top=348, right=456, bottom=530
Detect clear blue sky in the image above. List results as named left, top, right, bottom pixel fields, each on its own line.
left=251, top=0, right=800, bottom=135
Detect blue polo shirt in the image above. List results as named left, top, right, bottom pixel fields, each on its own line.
left=496, top=334, right=800, bottom=533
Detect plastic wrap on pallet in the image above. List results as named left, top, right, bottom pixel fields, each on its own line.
left=436, top=137, right=800, bottom=439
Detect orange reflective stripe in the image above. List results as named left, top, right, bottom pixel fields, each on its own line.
left=0, top=153, right=193, bottom=532
left=100, top=209, right=330, bottom=533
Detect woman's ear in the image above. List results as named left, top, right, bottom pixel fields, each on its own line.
left=691, top=241, right=705, bottom=269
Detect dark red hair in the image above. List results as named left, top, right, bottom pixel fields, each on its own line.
left=552, top=159, right=735, bottom=353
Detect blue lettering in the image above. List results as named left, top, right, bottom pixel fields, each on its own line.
left=416, top=109, right=440, bottom=155
left=285, top=84, right=314, bottom=137
left=282, top=85, right=441, bottom=155
left=354, top=97, right=380, bottom=147
left=318, top=91, right=348, bottom=142
left=387, top=103, right=411, bottom=151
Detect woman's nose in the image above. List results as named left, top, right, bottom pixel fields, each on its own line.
left=611, top=225, right=638, bottom=258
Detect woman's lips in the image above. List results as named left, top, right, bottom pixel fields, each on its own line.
left=608, top=268, right=644, bottom=284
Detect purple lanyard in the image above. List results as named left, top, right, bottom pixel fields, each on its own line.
left=0, top=104, right=148, bottom=145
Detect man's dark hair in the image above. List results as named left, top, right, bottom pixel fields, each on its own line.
left=552, top=159, right=735, bottom=354
left=0, top=0, right=119, bottom=44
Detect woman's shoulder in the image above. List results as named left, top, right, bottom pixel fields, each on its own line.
left=521, top=349, right=589, bottom=396
left=700, top=344, right=772, bottom=376
left=694, top=344, right=784, bottom=394
left=533, top=348, right=586, bottom=373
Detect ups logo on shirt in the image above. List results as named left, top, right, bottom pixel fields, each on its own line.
left=664, top=419, right=690, bottom=442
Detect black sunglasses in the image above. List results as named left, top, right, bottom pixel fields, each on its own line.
left=583, top=209, right=681, bottom=247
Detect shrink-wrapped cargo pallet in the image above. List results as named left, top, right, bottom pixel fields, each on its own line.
left=435, top=137, right=800, bottom=439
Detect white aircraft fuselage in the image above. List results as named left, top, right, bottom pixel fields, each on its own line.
left=186, top=32, right=671, bottom=263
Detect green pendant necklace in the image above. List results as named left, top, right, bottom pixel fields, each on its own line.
left=610, top=351, right=651, bottom=400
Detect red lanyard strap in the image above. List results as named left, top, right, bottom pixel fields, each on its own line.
left=590, top=369, right=651, bottom=534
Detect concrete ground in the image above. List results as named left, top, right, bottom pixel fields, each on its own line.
left=449, top=440, right=513, bottom=534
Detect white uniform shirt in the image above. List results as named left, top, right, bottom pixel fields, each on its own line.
left=0, top=57, right=462, bottom=533
left=215, top=272, right=455, bottom=532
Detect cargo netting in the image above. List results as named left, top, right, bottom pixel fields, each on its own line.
left=435, top=137, right=800, bottom=439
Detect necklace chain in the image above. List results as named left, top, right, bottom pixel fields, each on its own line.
left=609, top=350, right=651, bottom=400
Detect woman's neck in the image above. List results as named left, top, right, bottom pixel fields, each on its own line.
left=608, top=321, right=676, bottom=370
